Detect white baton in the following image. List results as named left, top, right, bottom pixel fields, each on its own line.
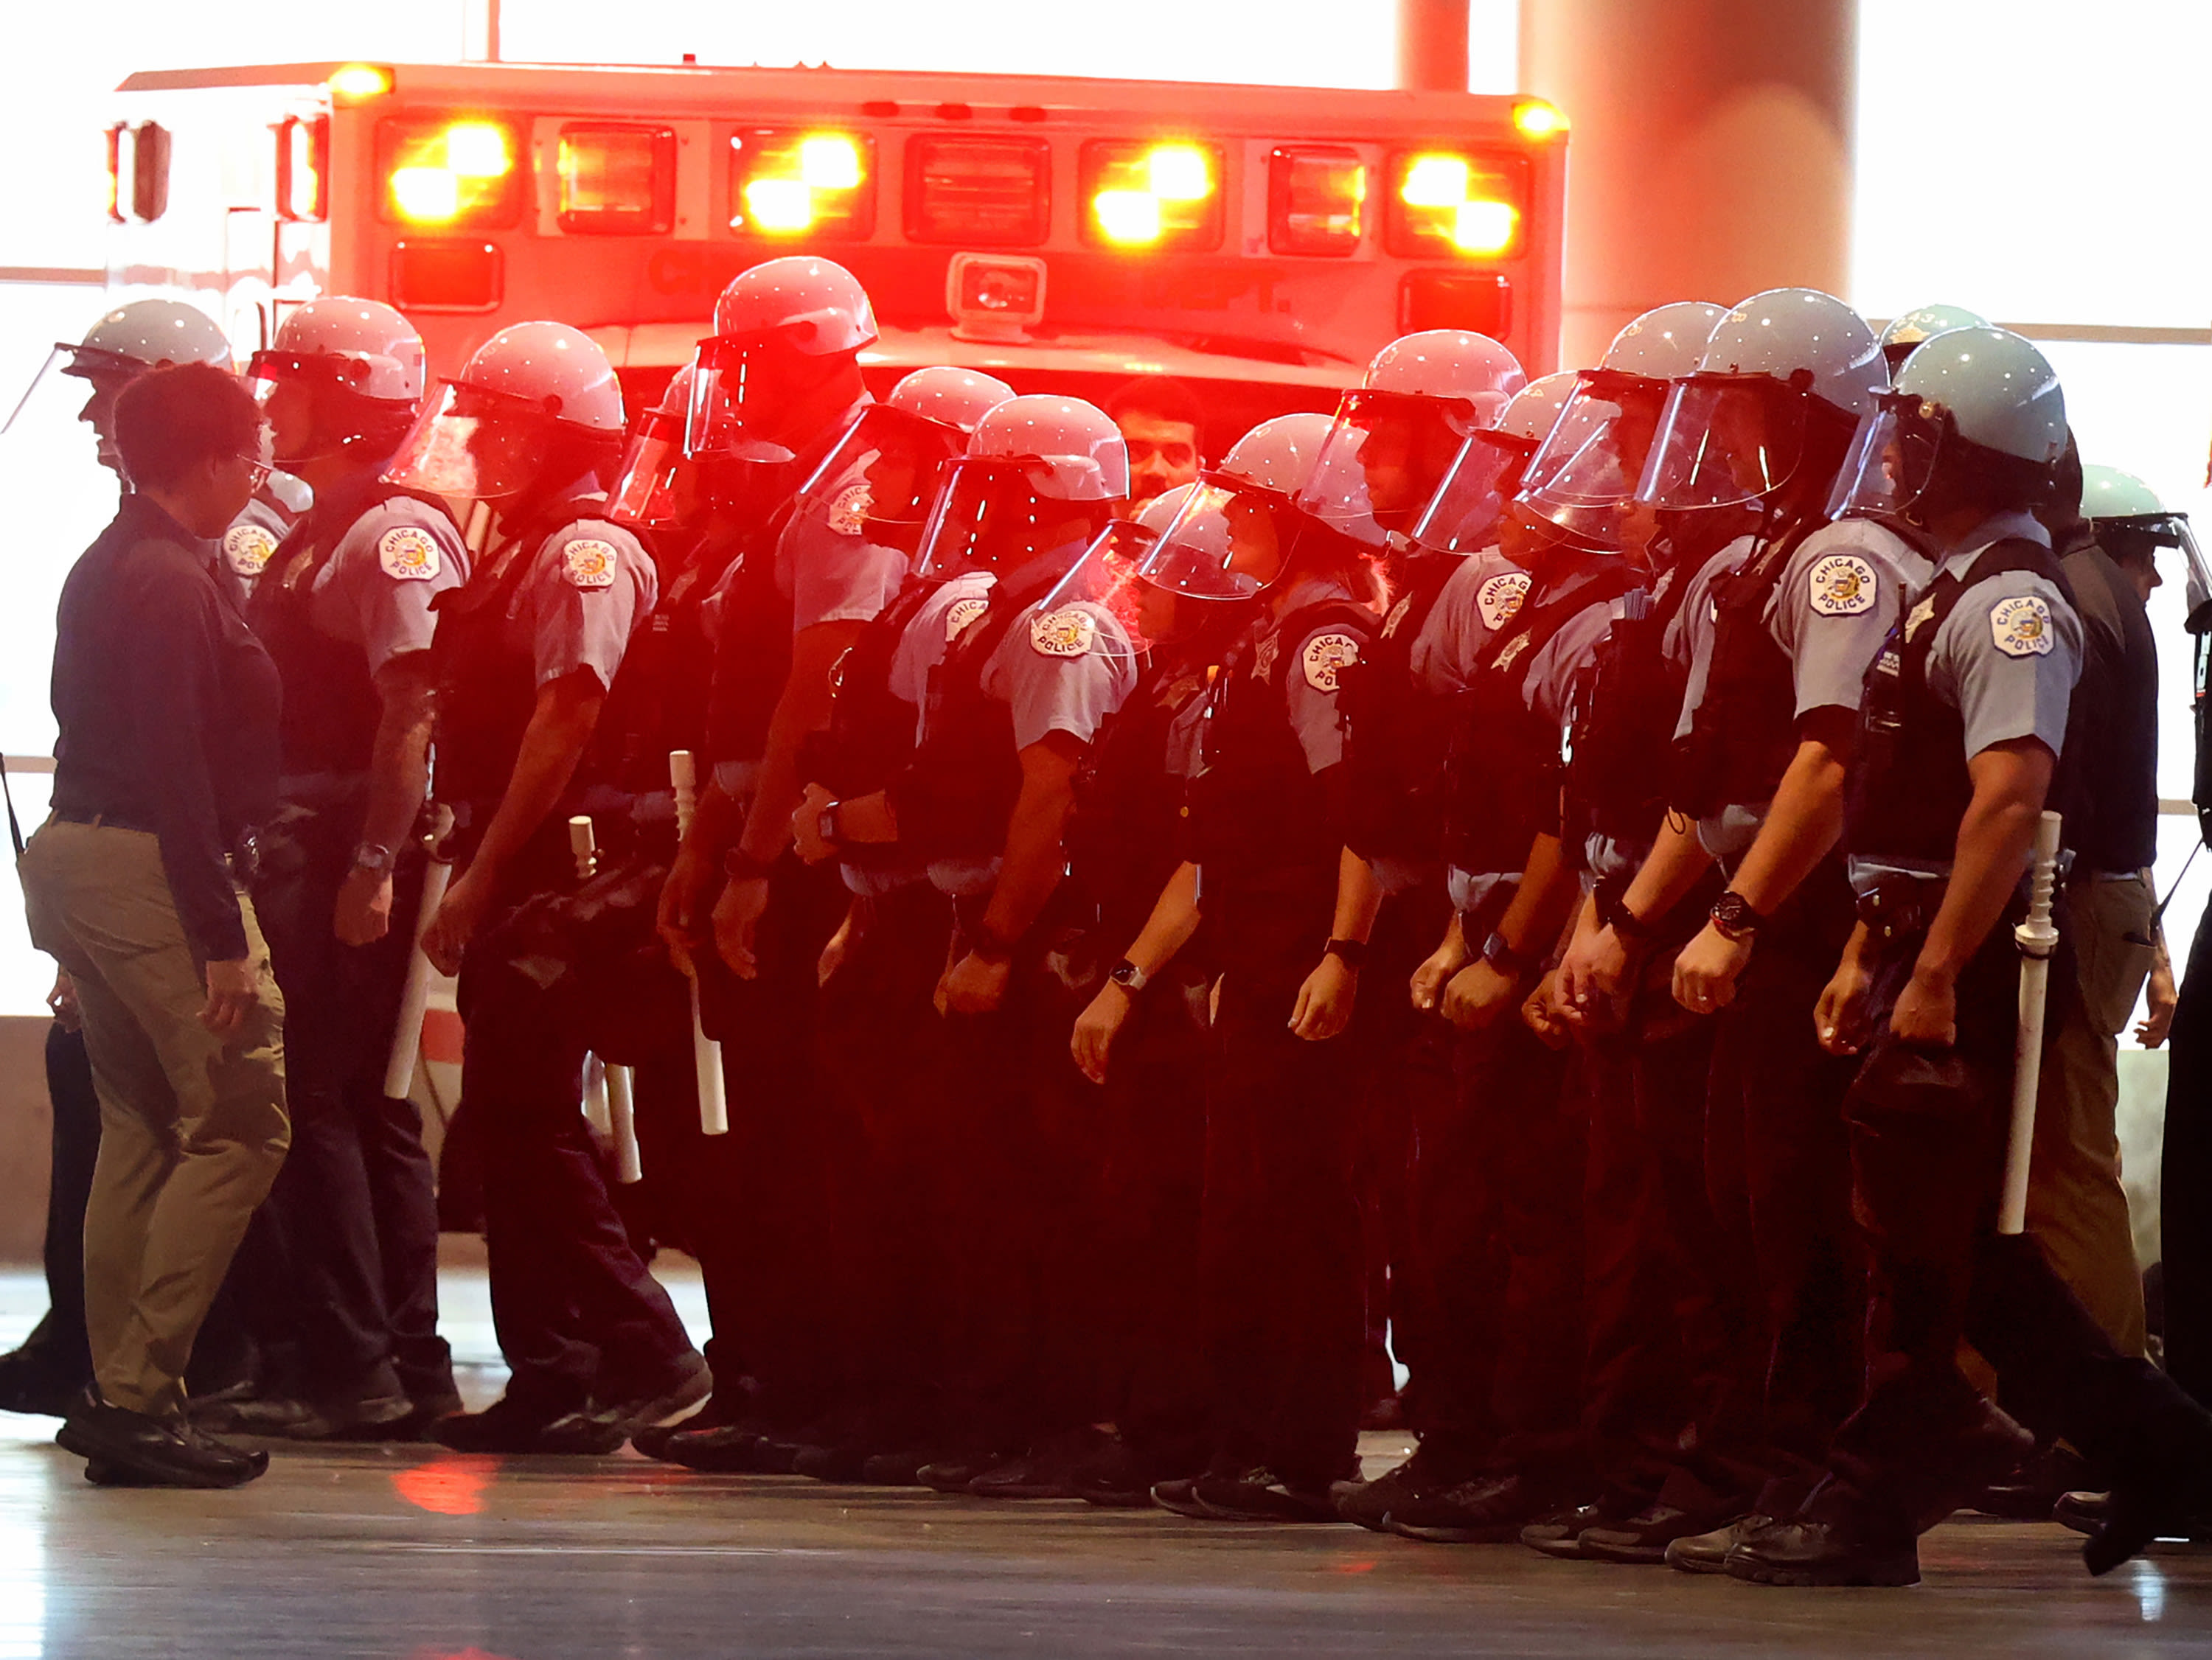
left=1997, top=810, right=2064, bottom=1236
left=383, top=806, right=457, bottom=1101
left=670, top=750, right=730, bottom=1136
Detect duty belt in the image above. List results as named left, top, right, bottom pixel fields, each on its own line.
left=1854, top=873, right=1944, bottom=943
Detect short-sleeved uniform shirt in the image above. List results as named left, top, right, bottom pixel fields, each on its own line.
left=776, top=442, right=911, bottom=637
left=1408, top=548, right=1533, bottom=697
left=1253, top=574, right=1371, bottom=776
left=514, top=514, right=657, bottom=691
left=1672, top=517, right=1932, bottom=863
left=218, top=492, right=295, bottom=610
left=300, top=495, right=470, bottom=674
left=1846, top=509, right=2083, bottom=892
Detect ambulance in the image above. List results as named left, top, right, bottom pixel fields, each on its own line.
left=100, top=57, right=1568, bottom=439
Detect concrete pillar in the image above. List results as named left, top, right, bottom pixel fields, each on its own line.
left=1517, top=0, right=1855, bottom=367
left=1399, top=0, right=1472, bottom=91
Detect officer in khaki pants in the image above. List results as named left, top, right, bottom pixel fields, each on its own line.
left=20, top=362, right=288, bottom=1488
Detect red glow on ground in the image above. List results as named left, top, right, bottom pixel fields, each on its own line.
left=1332, top=1558, right=1378, bottom=1574
left=393, top=1454, right=497, bottom=1516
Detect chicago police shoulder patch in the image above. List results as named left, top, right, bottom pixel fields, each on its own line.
left=1302, top=631, right=1361, bottom=694
left=1989, top=594, right=2054, bottom=659
left=377, top=525, right=440, bottom=582
left=224, top=523, right=275, bottom=578
left=1477, top=570, right=1532, bottom=632
left=1030, top=606, right=1099, bottom=659
left=945, top=595, right=990, bottom=642
left=1808, top=553, right=1876, bottom=617
left=561, top=537, right=619, bottom=590
left=1380, top=593, right=1416, bottom=639
left=826, top=481, right=872, bottom=537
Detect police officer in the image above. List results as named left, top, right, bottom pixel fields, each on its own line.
left=1554, top=290, right=1900, bottom=1566
left=1730, top=329, right=2212, bottom=1586
left=387, top=322, right=706, bottom=1453
left=1875, top=302, right=1988, bottom=375
left=217, top=299, right=467, bottom=1439
left=0, top=299, right=276, bottom=1418
left=1122, top=414, right=1381, bottom=1522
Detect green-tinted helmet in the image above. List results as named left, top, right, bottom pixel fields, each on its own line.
left=2080, top=463, right=2165, bottom=521
left=1878, top=303, right=1989, bottom=367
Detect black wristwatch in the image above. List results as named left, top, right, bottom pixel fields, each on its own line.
left=1324, top=937, right=1369, bottom=970
left=816, top=800, right=845, bottom=849
left=1481, top=929, right=1536, bottom=977
left=1108, top=958, right=1151, bottom=992
left=1593, top=873, right=1658, bottom=944
left=1709, top=890, right=1768, bottom=944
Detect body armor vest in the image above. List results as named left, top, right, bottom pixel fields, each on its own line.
left=893, top=587, right=1029, bottom=864
left=1846, top=537, right=2070, bottom=868
left=583, top=531, right=742, bottom=799
left=1669, top=524, right=1815, bottom=820
left=1337, top=551, right=1467, bottom=865
left=1563, top=557, right=1700, bottom=849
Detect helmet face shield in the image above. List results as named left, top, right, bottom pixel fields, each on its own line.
left=1637, top=374, right=1806, bottom=511
left=1132, top=477, right=1265, bottom=601
left=683, top=333, right=821, bottom=464
left=1827, top=394, right=1944, bottom=524
left=1294, top=390, right=1474, bottom=547
left=794, top=403, right=966, bottom=534
left=1518, top=369, right=1669, bottom=551
left=912, top=457, right=1043, bottom=579
left=608, top=406, right=692, bottom=529
left=383, top=380, right=553, bottom=502
left=1034, top=518, right=1165, bottom=661
left=1407, top=430, right=1535, bottom=557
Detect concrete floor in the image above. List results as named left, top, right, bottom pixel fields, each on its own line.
left=2, top=1260, right=2211, bottom=1658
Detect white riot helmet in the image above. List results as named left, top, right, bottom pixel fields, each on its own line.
left=383, top=321, right=625, bottom=503
left=609, top=366, right=697, bottom=530
left=247, top=297, right=425, bottom=466
left=1408, top=371, right=1579, bottom=557
left=686, top=257, right=877, bottom=463
left=1519, top=301, right=1725, bottom=551
left=1637, top=288, right=1884, bottom=513
left=1296, top=332, right=1526, bottom=550
left=2082, top=464, right=2211, bottom=632
left=1136, top=411, right=1337, bottom=600
left=913, top=394, right=1128, bottom=579
left=1035, top=481, right=1221, bottom=664
left=790, top=366, right=1018, bottom=545
left=4, top=299, right=232, bottom=447
left=1829, top=326, right=2067, bottom=531
left=1879, top=303, right=1987, bottom=370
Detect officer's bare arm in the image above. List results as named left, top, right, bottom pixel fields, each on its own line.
left=361, top=652, right=438, bottom=854
left=466, top=667, right=608, bottom=883
left=1620, top=816, right=1715, bottom=927
left=978, top=731, right=1085, bottom=948
left=1719, top=706, right=1857, bottom=916
left=1329, top=845, right=1383, bottom=948
left=735, top=620, right=867, bottom=867
left=1121, top=860, right=1202, bottom=977
left=1496, top=832, right=1580, bottom=959
left=1916, top=737, right=2056, bottom=986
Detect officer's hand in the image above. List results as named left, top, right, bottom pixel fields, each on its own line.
left=199, top=957, right=261, bottom=1039
left=1071, top=981, right=1135, bottom=1084
left=936, top=951, right=1011, bottom=1017
left=422, top=869, right=491, bottom=979
left=818, top=907, right=857, bottom=988
left=714, top=875, right=773, bottom=981
left=2138, top=959, right=2180, bottom=1048
left=1557, top=924, right=1631, bottom=1019
left=46, top=970, right=80, bottom=1033
left=1672, top=922, right=1751, bottom=1015
left=1888, top=965, right=1957, bottom=1047
left=1521, top=971, right=1573, bottom=1050
left=1815, top=955, right=1874, bottom=1055
left=1441, top=960, right=1518, bottom=1033
left=792, top=783, right=839, bottom=865
left=655, top=848, right=717, bottom=978
left=1290, top=955, right=1357, bottom=1042
left=333, top=867, right=394, bottom=948
left=1411, top=938, right=1469, bottom=1013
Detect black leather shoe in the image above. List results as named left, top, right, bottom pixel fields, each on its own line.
left=858, top=1446, right=946, bottom=1487
left=969, top=1429, right=1111, bottom=1500
left=1388, top=1473, right=1578, bottom=1546
left=793, top=1440, right=874, bottom=1483
left=543, top=1355, right=712, bottom=1455
left=1335, top=1442, right=1477, bottom=1534
left=428, top=1394, right=584, bottom=1454
left=58, top=1398, right=268, bottom=1489
left=1580, top=1503, right=1746, bottom=1566
left=1190, top=1467, right=1346, bottom=1524
left=1724, top=1516, right=1919, bottom=1588
left=1518, top=1501, right=1614, bottom=1558
left=219, top=1384, right=415, bottom=1442
left=1666, top=1515, right=1770, bottom=1574
left=917, top=1451, right=1010, bottom=1493
left=1074, top=1436, right=1208, bottom=1508
left=0, top=1347, right=85, bottom=1418
left=667, top=1421, right=783, bottom=1473
left=1151, top=1476, right=1220, bottom=1519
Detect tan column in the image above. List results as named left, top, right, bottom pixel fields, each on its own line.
left=1517, top=0, right=1856, bottom=367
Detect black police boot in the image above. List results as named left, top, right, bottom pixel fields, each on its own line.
left=1722, top=1488, right=1921, bottom=1590
left=58, top=1392, right=269, bottom=1490
left=541, top=1353, right=712, bottom=1455
left=1188, top=1465, right=1350, bottom=1524
left=1333, top=1438, right=1482, bottom=1534
left=1666, top=1476, right=1816, bottom=1575
left=430, top=1392, right=588, bottom=1455
left=1387, top=1470, right=1584, bottom=1546
left=220, top=1364, right=414, bottom=1442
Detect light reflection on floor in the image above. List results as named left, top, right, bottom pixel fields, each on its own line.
left=3, top=1260, right=2212, bottom=1659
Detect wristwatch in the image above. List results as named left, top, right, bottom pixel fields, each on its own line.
left=816, top=800, right=845, bottom=849
left=1709, top=890, right=1769, bottom=943
left=1593, top=873, right=1658, bottom=944
left=1324, top=937, right=1369, bottom=970
left=350, top=843, right=394, bottom=875
left=1481, top=929, right=1536, bottom=977
left=1108, top=958, right=1151, bottom=992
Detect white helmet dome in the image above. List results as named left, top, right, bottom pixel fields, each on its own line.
left=1217, top=412, right=1337, bottom=497
left=459, top=321, right=625, bottom=433
left=1495, top=372, right=1579, bottom=446
left=1879, top=302, right=1988, bottom=357
left=1364, top=330, right=1526, bottom=425
left=1135, top=481, right=1200, bottom=536
left=1602, top=301, right=1727, bottom=380
left=968, top=394, right=1128, bottom=502
left=2081, top=463, right=2165, bottom=521
left=262, top=296, right=425, bottom=402
left=1893, top=327, right=2065, bottom=466
left=888, top=365, right=1015, bottom=436
left=712, top=257, right=877, bottom=355
left=1697, top=287, right=1884, bottom=418
left=69, top=299, right=232, bottom=377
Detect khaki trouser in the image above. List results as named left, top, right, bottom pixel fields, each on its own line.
left=20, top=817, right=288, bottom=1417
left=2026, top=873, right=2154, bottom=1359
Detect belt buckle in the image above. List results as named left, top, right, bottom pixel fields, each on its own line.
left=1855, top=879, right=1921, bottom=944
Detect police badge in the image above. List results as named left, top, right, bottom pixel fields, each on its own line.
left=378, top=525, right=441, bottom=581
left=562, top=538, right=618, bottom=590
